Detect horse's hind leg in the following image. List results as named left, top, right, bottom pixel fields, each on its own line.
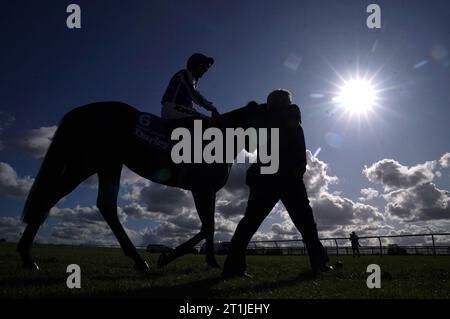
left=157, top=232, right=204, bottom=268
left=17, top=165, right=90, bottom=270
left=17, top=224, right=41, bottom=269
left=96, top=164, right=150, bottom=275
left=157, top=189, right=218, bottom=269
left=193, top=189, right=220, bottom=268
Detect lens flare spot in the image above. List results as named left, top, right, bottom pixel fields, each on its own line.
left=431, top=45, right=447, bottom=62
left=284, top=53, right=302, bottom=71
left=325, top=132, right=344, bottom=148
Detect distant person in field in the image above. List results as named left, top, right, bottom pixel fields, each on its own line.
left=350, top=231, right=361, bottom=257
left=161, top=53, right=219, bottom=120
left=222, top=89, right=333, bottom=279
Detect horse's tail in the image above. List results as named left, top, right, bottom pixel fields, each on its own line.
left=21, top=112, right=75, bottom=225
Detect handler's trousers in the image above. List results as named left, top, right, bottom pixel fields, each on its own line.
left=223, top=178, right=329, bottom=275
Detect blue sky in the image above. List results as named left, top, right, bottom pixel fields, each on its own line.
left=1, top=0, right=450, bottom=247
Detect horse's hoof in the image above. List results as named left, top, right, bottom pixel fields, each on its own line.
left=19, top=251, right=39, bottom=271
left=22, top=261, right=40, bottom=271
left=134, top=260, right=151, bottom=275
left=222, top=271, right=253, bottom=280
left=157, top=253, right=168, bottom=269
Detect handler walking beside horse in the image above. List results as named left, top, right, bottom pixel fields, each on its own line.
left=222, top=89, right=332, bottom=278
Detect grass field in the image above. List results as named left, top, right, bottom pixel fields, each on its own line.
left=1, top=242, right=449, bottom=299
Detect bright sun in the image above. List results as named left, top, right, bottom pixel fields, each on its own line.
left=334, top=79, right=377, bottom=114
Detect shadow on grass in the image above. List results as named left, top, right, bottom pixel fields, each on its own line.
left=1, top=274, right=165, bottom=289
left=221, top=270, right=318, bottom=297
left=0, top=276, right=66, bottom=288
left=53, top=276, right=225, bottom=299
left=29, top=270, right=319, bottom=299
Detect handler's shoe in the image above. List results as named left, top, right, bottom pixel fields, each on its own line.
left=22, top=260, right=40, bottom=271
left=240, top=272, right=253, bottom=279
left=312, top=264, right=334, bottom=275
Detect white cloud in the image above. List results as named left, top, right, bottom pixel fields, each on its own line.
left=311, top=192, right=383, bottom=231
left=138, top=183, right=194, bottom=215
left=439, top=153, right=450, bottom=168
left=47, top=221, right=117, bottom=245
left=42, top=205, right=140, bottom=245
left=6, top=147, right=448, bottom=247
left=363, top=159, right=436, bottom=191
left=272, top=221, right=300, bottom=237
left=168, top=212, right=201, bottom=230
left=140, top=221, right=197, bottom=247
left=121, top=166, right=149, bottom=186
left=50, top=205, right=127, bottom=224
left=359, top=187, right=379, bottom=201
left=122, top=202, right=161, bottom=220
left=216, top=188, right=248, bottom=217
left=0, top=216, right=25, bottom=241
left=0, top=162, right=33, bottom=199
left=7, top=126, right=57, bottom=159
left=303, top=150, right=338, bottom=197
left=82, top=166, right=149, bottom=189
left=383, top=182, right=450, bottom=221
left=1, top=209, right=133, bottom=246
left=138, top=210, right=237, bottom=247
left=363, top=155, right=450, bottom=224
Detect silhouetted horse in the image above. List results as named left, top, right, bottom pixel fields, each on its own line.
left=17, top=101, right=262, bottom=274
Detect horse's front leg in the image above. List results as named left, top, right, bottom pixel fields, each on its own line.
left=97, top=165, right=150, bottom=275
left=157, top=232, right=204, bottom=268
left=157, top=188, right=219, bottom=268
left=193, top=188, right=220, bottom=268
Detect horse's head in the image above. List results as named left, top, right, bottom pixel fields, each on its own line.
left=209, top=101, right=266, bottom=161
left=213, top=101, right=264, bottom=130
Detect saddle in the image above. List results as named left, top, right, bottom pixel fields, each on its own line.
left=133, top=112, right=210, bottom=154
left=133, top=113, right=173, bottom=152
left=133, top=112, right=215, bottom=189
